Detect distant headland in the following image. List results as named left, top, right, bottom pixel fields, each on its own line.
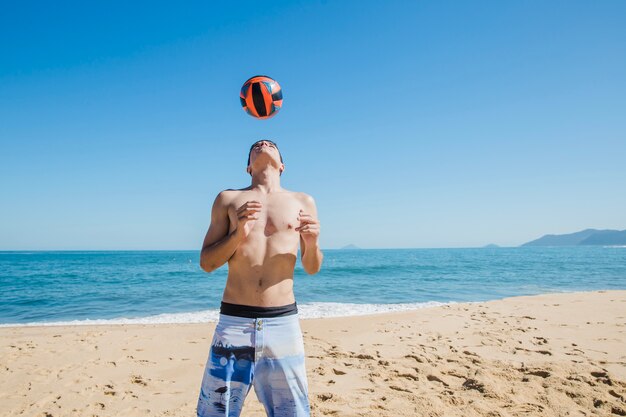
left=341, top=244, right=361, bottom=250
left=522, top=229, right=626, bottom=246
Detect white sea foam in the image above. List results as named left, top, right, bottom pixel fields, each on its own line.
left=297, top=300, right=455, bottom=318
left=0, top=300, right=457, bottom=328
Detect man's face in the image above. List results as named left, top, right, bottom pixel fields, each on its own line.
left=247, top=140, right=284, bottom=174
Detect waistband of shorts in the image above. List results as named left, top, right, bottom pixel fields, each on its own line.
left=219, top=301, right=298, bottom=318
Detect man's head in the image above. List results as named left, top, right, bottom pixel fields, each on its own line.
left=246, top=139, right=284, bottom=176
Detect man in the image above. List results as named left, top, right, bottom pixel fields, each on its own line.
left=196, top=139, right=323, bottom=417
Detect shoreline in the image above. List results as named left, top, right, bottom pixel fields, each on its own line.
left=0, top=289, right=617, bottom=329
left=2, top=289, right=625, bottom=416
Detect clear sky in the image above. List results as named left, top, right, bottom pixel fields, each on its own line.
left=1, top=1, right=625, bottom=250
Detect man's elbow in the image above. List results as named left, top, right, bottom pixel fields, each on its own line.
left=199, top=259, right=213, bottom=273
left=200, top=247, right=220, bottom=272
left=199, top=253, right=218, bottom=273
left=304, top=266, right=321, bottom=275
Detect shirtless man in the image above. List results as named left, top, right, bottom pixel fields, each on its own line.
left=196, top=139, right=323, bottom=417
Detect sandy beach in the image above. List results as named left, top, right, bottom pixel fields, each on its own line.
left=1, top=290, right=625, bottom=417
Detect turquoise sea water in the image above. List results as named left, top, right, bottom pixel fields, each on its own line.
left=1, top=247, right=625, bottom=326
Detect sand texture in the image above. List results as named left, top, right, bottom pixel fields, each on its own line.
left=1, top=290, right=625, bottom=416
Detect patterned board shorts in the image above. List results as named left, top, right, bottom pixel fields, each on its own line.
left=196, top=303, right=310, bottom=417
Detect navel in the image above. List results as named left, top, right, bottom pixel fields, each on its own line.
left=258, top=279, right=263, bottom=287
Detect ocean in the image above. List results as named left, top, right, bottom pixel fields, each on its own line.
left=1, top=247, right=625, bottom=327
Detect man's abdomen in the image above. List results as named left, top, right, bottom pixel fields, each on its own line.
left=221, top=275, right=296, bottom=307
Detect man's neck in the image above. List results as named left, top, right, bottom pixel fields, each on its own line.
left=250, top=167, right=282, bottom=193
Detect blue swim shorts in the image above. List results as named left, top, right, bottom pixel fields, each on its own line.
left=196, top=304, right=310, bottom=417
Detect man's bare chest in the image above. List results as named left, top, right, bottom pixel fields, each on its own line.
left=228, top=194, right=302, bottom=235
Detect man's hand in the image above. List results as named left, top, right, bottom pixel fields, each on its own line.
left=236, top=201, right=262, bottom=237
left=296, top=209, right=320, bottom=244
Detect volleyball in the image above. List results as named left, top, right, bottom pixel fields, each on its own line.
left=240, top=75, right=283, bottom=119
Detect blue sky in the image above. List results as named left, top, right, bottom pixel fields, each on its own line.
left=1, top=1, right=625, bottom=250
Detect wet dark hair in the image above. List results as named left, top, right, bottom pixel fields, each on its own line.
left=247, top=139, right=284, bottom=175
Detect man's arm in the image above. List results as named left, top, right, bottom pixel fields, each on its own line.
left=298, top=194, right=323, bottom=275
left=199, top=191, right=243, bottom=273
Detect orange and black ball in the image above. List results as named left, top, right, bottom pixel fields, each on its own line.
left=240, top=75, right=283, bottom=119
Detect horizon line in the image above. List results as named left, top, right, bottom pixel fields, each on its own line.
left=0, top=246, right=538, bottom=252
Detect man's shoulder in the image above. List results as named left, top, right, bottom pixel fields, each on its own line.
left=289, top=190, right=316, bottom=206
left=278, top=188, right=311, bottom=199
left=289, top=191, right=317, bottom=215
left=218, top=187, right=252, bottom=196
left=218, top=188, right=242, bottom=194
left=214, top=188, right=249, bottom=204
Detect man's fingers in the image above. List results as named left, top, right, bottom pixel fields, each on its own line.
left=297, top=214, right=318, bottom=225
left=239, top=201, right=263, bottom=208
left=238, top=206, right=261, bottom=220
left=237, top=201, right=262, bottom=211
left=238, top=214, right=257, bottom=220
left=296, top=224, right=320, bottom=232
left=238, top=207, right=261, bottom=216
left=240, top=206, right=262, bottom=210
left=239, top=214, right=258, bottom=221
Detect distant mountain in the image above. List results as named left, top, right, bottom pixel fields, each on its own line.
left=341, top=244, right=360, bottom=250
left=522, top=229, right=626, bottom=246
left=522, top=229, right=598, bottom=246
left=581, top=230, right=626, bottom=245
